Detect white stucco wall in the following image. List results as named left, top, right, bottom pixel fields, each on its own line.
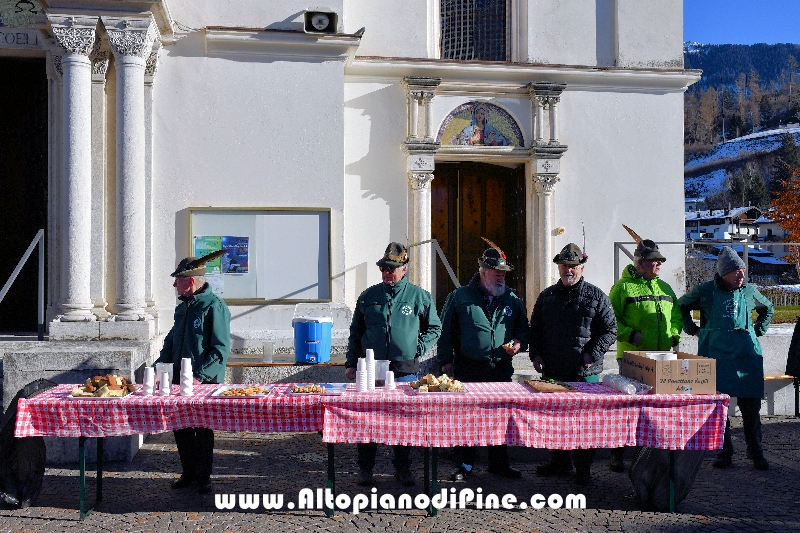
left=343, top=80, right=410, bottom=307
left=554, top=88, right=687, bottom=295
left=527, top=0, right=601, bottom=66
left=166, top=0, right=344, bottom=31
left=151, top=30, right=347, bottom=325
left=342, top=0, right=430, bottom=58
left=617, top=0, right=683, bottom=68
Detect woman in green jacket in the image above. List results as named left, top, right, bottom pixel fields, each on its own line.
left=679, top=246, right=773, bottom=470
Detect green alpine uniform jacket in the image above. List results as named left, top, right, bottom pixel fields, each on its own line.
left=678, top=276, right=774, bottom=398
left=155, top=284, right=231, bottom=384
left=609, top=264, right=682, bottom=359
left=345, top=277, right=442, bottom=376
left=437, top=273, right=529, bottom=367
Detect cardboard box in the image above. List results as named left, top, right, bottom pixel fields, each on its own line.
left=620, top=351, right=716, bottom=395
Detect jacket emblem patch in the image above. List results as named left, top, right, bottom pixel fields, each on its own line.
left=503, top=306, right=512, bottom=317
left=194, top=317, right=202, bottom=329
left=400, top=304, right=413, bottom=316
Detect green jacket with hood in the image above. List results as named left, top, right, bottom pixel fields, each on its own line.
left=609, top=264, right=682, bottom=359
left=156, top=283, right=231, bottom=384
left=345, top=276, right=441, bottom=375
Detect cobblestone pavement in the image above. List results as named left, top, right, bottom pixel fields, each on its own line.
left=1, top=416, right=799, bottom=533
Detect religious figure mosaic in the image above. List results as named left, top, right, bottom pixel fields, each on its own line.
left=438, top=101, right=523, bottom=147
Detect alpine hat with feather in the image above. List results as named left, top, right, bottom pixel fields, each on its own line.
left=478, top=237, right=514, bottom=271
left=553, top=243, right=588, bottom=265
left=171, top=249, right=228, bottom=277
left=622, top=224, right=666, bottom=262
left=376, top=242, right=409, bottom=269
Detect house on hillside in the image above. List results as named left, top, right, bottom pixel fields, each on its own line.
left=1, top=0, right=694, bottom=351
left=685, top=206, right=761, bottom=241
left=685, top=197, right=707, bottom=212
left=754, top=211, right=792, bottom=260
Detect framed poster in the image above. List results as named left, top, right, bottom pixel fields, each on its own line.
left=189, top=208, right=331, bottom=304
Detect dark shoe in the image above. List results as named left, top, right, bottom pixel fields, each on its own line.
left=712, top=455, right=732, bottom=469
left=356, top=469, right=375, bottom=486
left=170, top=475, right=195, bottom=489
left=753, top=456, right=769, bottom=471
left=450, top=465, right=471, bottom=482
left=575, top=467, right=591, bottom=486
left=488, top=465, right=522, bottom=479
left=197, top=479, right=213, bottom=494
left=536, top=459, right=574, bottom=477
left=609, top=450, right=625, bottom=473
left=394, top=469, right=415, bottom=487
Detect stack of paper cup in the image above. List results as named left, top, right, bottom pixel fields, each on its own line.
left=159, top=371, right=171, bottom=395
left=356, top=358, right=368, bottom=392
left=365, top=349, right=375, bottom=391
left=180, top=358, right=193, bottom=396
left=385, top=370, right=395, bottom=390
left=143, top=367, right=155, bottom=395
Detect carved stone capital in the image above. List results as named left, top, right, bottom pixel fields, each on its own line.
left=48, top=15, right=99, bottom=56
left=533, top=174, right=560, bottom=193
left=403, top=76, right=442, bottom=93
left=409, top=172, right=434, bottom=190
left=103, top=16, right=159, bottom=59
left=527, top=81, right=567, bottom=100
left=144, top=42, right=162, bottom=82
left=409, top=89, right=436, bottom=102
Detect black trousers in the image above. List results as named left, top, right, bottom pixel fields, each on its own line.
left=719, top=397, right=763, bottom=459
left=452, top=357, right=514, bottom=469
left=173, top=427, right=214, bottom=481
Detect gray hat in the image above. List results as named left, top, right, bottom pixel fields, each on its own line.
left=171, top=249, right=227, bottom=277
left=478, top=248, right=514, bottom=271
left=553, top=243, right=588, bottom=265
left=717, top=246, right=746, bottom=276
left=635, top=239, right=666, bottom=262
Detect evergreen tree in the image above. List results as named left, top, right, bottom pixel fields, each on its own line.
left=771, top=132, right=799, bottom=192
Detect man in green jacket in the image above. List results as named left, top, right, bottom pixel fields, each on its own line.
left=155, top=255, right=231, bottom=494
left=438, top=246, right=529, bottom=481
left=345, top=243, right=442, bottom=487
left=607, top=238, right=681, bottom=472
left=679, top=246, right=773, bottom=470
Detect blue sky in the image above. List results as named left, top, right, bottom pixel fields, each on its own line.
left=684, top=0, right=800, bottom=45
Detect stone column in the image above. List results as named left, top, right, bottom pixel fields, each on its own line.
left=144, top=43, right=161, bottom=319
left=527, top=82, right=568, bottom=298
left=90, top=39, right=110, bottom=318
left=402, top=77, right=441, bottom=293
left=104, top=16, right=158, bottom=321
left=48, top=15, right=99, bottom=322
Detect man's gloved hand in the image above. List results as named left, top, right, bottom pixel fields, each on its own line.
left=441, top=363, right=454, bottom=377
left=630, top=330, right=643, bottom=346
left=532, top=356, right=544, bottom=374
left=345, top=367, right=356, bottom=380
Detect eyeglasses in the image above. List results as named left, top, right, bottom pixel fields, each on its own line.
left=379, top=266, right=398, bottom=273
left=644, top=259, right=664, bottom=264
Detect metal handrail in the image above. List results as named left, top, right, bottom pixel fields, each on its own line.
left=408, top=239, right=460, bottom=306
left=0, top=229, right=45, bottom=340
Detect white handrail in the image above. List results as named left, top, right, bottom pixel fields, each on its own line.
left=0, top=229, right=45, bottom=340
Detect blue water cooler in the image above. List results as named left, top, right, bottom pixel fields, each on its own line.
left=292, top=317, right=333, bottom=364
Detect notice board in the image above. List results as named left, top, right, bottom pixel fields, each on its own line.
left=189, top=208, right=331, bottom=303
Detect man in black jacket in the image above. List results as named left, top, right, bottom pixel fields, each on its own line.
left=529, top=243, right=617, bottom=486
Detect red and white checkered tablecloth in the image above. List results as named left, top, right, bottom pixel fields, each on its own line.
left=321, top=382, right=729, bottom=450
left=14, top=382, right=728, bottom=451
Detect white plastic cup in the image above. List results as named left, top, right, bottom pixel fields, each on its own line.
left=385, top=370, right=395, bottom=390
left=159, top=371, right=171, bottom=395
left=263, top=342, right=275, bottom=363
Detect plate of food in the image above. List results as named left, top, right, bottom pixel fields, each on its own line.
left=70, top=374, right=138, bottom=398
left=524, top=379, right=577, bottom=393
left=409, top=373, right=467, bottom=393
left=291, top=383, right=347, bottom=394
left=211, top=384, right=274, bottom=398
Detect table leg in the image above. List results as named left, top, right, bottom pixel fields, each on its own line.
left=429, top=448, right=438, bottom=517
left=669, top=450, right=675, bottom=513
left=96, top=437, right=104, bottom=502
left=326, top=443, right=335, bottom=517
left=794, top=378, right=799, bottom=418
left=423, top=448, right=430, bottom=498
left=78, top=436, right=92, bottom=519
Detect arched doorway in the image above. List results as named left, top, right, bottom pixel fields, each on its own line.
left=431, top=161, right=526, bottom=308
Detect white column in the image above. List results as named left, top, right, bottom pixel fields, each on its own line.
left=144, top=44, right=161, bottom=318
left=549, top=98, right=560, bottom=144
left=535, top=99, right=544, bottom=143
left=105, top=16, right=158, bottom=320
left=534, top=174, right=559, bottom=293
left=408, top=172, right=434, bottom=292
left=423, top=94, right=435, bottom=140
left=45, top=52, right=63, bottom=323
left=49, top=15, right=99, bottom=321
left=410, top=95, right=420, bottom=139
left=90, top=44, right=110, bottom=318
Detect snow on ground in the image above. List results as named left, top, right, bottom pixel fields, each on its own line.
left=684, top=168, right=727, bottom=196
left=684, top=127, right=800, bottom=173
